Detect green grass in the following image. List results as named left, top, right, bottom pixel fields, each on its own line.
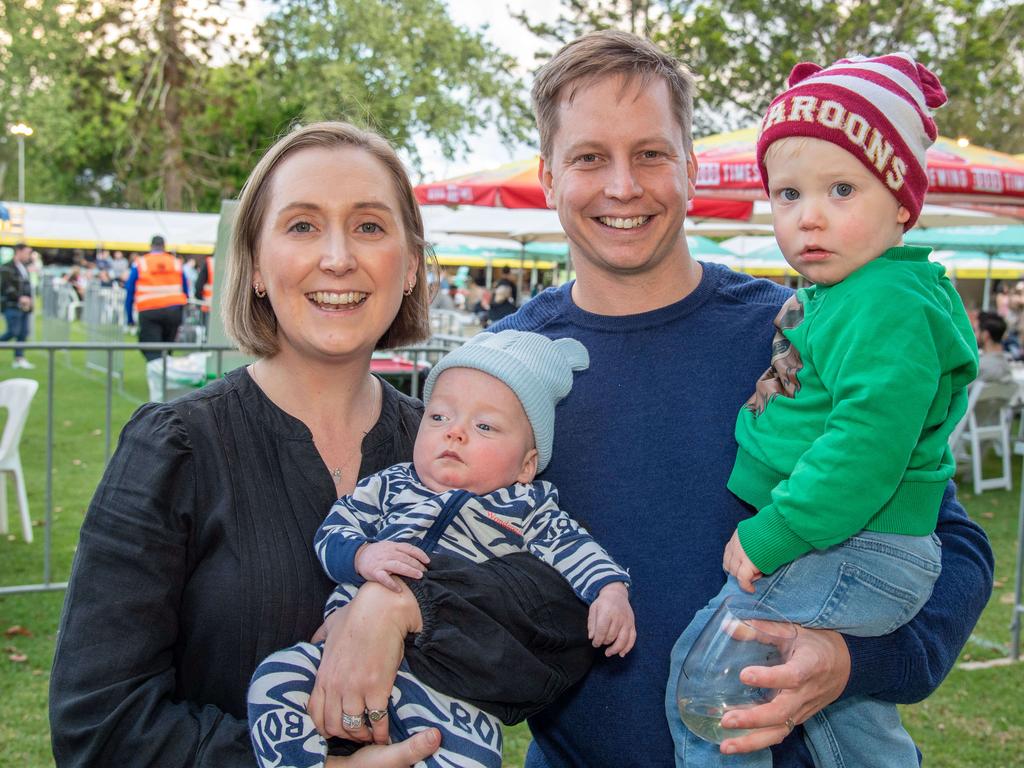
left=0, top=336, right=154, bottom=766
left=1, top=341, right=1022, bottom=766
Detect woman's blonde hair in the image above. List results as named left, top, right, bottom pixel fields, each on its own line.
left=223, top=121, right=433, bottom=358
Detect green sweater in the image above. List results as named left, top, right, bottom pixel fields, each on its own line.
left=728, top=246, right=978, bottom=574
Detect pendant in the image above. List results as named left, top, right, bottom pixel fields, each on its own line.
left=331, top=467, right=342, bottom=481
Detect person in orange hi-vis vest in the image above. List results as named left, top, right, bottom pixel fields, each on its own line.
left=195, top=256, right=214, bottom=321
left=124, top=235, right=189, bottom=360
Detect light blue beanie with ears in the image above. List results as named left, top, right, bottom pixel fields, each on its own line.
left=422, top=330, right=589, bottom=472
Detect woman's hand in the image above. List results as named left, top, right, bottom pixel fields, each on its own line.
left=308, top=582, right=424, bottom=746
left=718, top=625, right=850, bottom=754
left=326, top=728, right=441, bottom=767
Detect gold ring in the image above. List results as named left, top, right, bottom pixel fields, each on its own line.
left=785, top=717, right=796, bottom=731
left=366, top=708, right=388, bottom=723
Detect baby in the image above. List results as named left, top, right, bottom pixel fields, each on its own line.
left=250, top=330, right=635, bottom=768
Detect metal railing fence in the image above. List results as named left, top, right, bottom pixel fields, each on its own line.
left=0, top=337, right=462, bottom=596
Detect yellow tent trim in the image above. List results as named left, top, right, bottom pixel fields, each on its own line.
left=735, top=266, right=799, bottom=277
left=0, top=234, right=214, bottom=255
left=435, top=255, right=557, bottom=269
left=951, top=268, right=1024, bottom=279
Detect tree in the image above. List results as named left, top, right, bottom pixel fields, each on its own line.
left=254, top=0, right=533, bottom=168
left=0, top=0, right=237, bottom=209
left=515, top=0, right=1024, bottom=153
left=1, top=0, right=535, bottom=209
left=661, top=0, right=1024, bottom=151
left=513, top=0, right=669, bottom=43
left=0, top=0, right=120, bottom=203
left=71, top=0, right=244, bottom=211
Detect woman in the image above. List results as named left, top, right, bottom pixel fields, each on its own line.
left=49, top=123, right=444, bottom=767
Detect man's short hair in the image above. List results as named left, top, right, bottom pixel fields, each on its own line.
left=13, top=242, right=28, bottom=252
left=151, top=235, right=166, bottom=250
left=978, top=311, right=1008, bottom=343
left=531, top=30, right=696, bottom=158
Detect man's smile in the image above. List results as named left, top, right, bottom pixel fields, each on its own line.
left=596, top=216, right=651, bottom=230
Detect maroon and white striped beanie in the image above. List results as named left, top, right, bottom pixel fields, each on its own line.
left=756, top=53, right=947, bottom=230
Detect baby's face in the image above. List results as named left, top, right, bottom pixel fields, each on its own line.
left=414, top=368, right=538, bottom=495
left=765, top=136, right=909, bottom=286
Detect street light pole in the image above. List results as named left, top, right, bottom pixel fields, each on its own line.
left=17, top=134, right=25, bottom=203
left=9, top=122, right=34, bottom=203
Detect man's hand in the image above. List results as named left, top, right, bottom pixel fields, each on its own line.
left=723, top=530, right=762, bottom=593
left=354, top=541, right=430, bottom=592
left=17, top=296, right=31, bottom=312
left=587, top=582, right=636, bottom=657
left=718, top=625, right=851, bottom=754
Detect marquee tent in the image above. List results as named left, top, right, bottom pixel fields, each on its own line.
left=0, top=201, right=219, bottom=254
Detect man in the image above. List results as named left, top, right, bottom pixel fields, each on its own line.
left=0, top=242, right=35, bottom=369
left=109, top=251, right=130, bottom=284
left=194, top=255, right=214, bottom=316
left=970, top=311, right=1016, bottom=438
left=975, top=311, right=1013, bottom=384
left=492, top=31, right=993, bottom=767
left=124, top=235, right=189, bottom=361
left=495, top=266, right=519, bottom=305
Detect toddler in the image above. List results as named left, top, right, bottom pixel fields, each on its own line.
left=666, top=53, right=978, bottom=768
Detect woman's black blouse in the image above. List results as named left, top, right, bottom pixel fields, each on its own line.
left=49, top=368, right=422, bottom=766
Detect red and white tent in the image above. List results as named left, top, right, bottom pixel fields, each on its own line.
left=693, top=127, right=1024, bottom=213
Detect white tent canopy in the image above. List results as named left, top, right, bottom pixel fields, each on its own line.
left=0, top=201, right=219, bottom=254
left=422, top=206, right=566, bottom=243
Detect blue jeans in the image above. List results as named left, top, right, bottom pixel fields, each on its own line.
left=0, top=308, right=29, bottom=358
left=666, top=531, right=941, bottom=768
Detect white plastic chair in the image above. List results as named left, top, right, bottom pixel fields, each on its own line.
left=0, top=379, right=39, bottom=542
left=950, top=379, right=1018, bottom=495
left=61, top=283, right=83, bottom=322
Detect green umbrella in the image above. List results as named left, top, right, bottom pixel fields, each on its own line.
left=686, top=235, right=733, bottom=256
left=907, top=226, right=1024, bottom=308
left=906, top=225, right=1024, bottom=253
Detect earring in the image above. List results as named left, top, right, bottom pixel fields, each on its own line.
left=403, top=282, right=414, bottom=297
left=253, top=282, right=267, bottom=298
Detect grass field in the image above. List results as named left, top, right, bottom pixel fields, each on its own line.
left=0, top=342, right=1022, bottom=766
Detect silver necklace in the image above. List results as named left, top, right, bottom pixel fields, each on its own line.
left=248, top=362, right=380, bottom=485
left=329, top=375, right=381, bottom=484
